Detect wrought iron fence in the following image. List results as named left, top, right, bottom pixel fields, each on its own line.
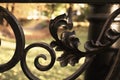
left=0, top=4, right=120, bottom=80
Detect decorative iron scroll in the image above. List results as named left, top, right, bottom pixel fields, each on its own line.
left=0, top=5, right=120, bottom=80
left=0, top=6, right=25, bottom=72
left=21, top=42, right=56, bottom=80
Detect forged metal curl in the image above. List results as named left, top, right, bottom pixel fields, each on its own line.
left=85, top=9, right=120, bottom=80
left=0, top=5, right=120, bottom=80
left=49, top=8, right=120, bottom=80
left=49, top=13, right=84, bottom=67
left=21, top=42, right=56, bottom=80
left=0, top=6, right=25, bottom=72
left=85, top=8, right=120, bottom=51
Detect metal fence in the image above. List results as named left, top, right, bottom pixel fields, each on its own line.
left=0, top=3, right=120, bottom=80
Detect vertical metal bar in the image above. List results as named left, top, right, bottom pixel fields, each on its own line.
left=85, top=4, right=112, bottom=80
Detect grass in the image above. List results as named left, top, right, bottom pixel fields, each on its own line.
left=0, top=27, right=88, bottom=80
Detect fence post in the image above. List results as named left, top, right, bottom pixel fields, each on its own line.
left=85, top=4, right=113, bottom=80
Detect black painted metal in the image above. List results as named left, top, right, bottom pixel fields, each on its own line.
left=0, top=4, right=120, bottom=80
left=85, top=5, right=112, bottom=80
left=21, top=42, right=56, bottom=80
left=0, top=6, right=25, bottom=72
left=49, top=5, right=120, bottom=80
left=85, top=4, right=120, bottom=80
left=0, top=0, right=120, bottom=3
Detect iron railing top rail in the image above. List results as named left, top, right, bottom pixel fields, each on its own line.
left=0, top=0, right=119, bottom=3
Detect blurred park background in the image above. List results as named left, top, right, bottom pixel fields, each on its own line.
left=0, top=3, right=90, bottom=40
left=0, top=3, right=90, bottom=80
left=1, top=3, right=119, bottom=80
